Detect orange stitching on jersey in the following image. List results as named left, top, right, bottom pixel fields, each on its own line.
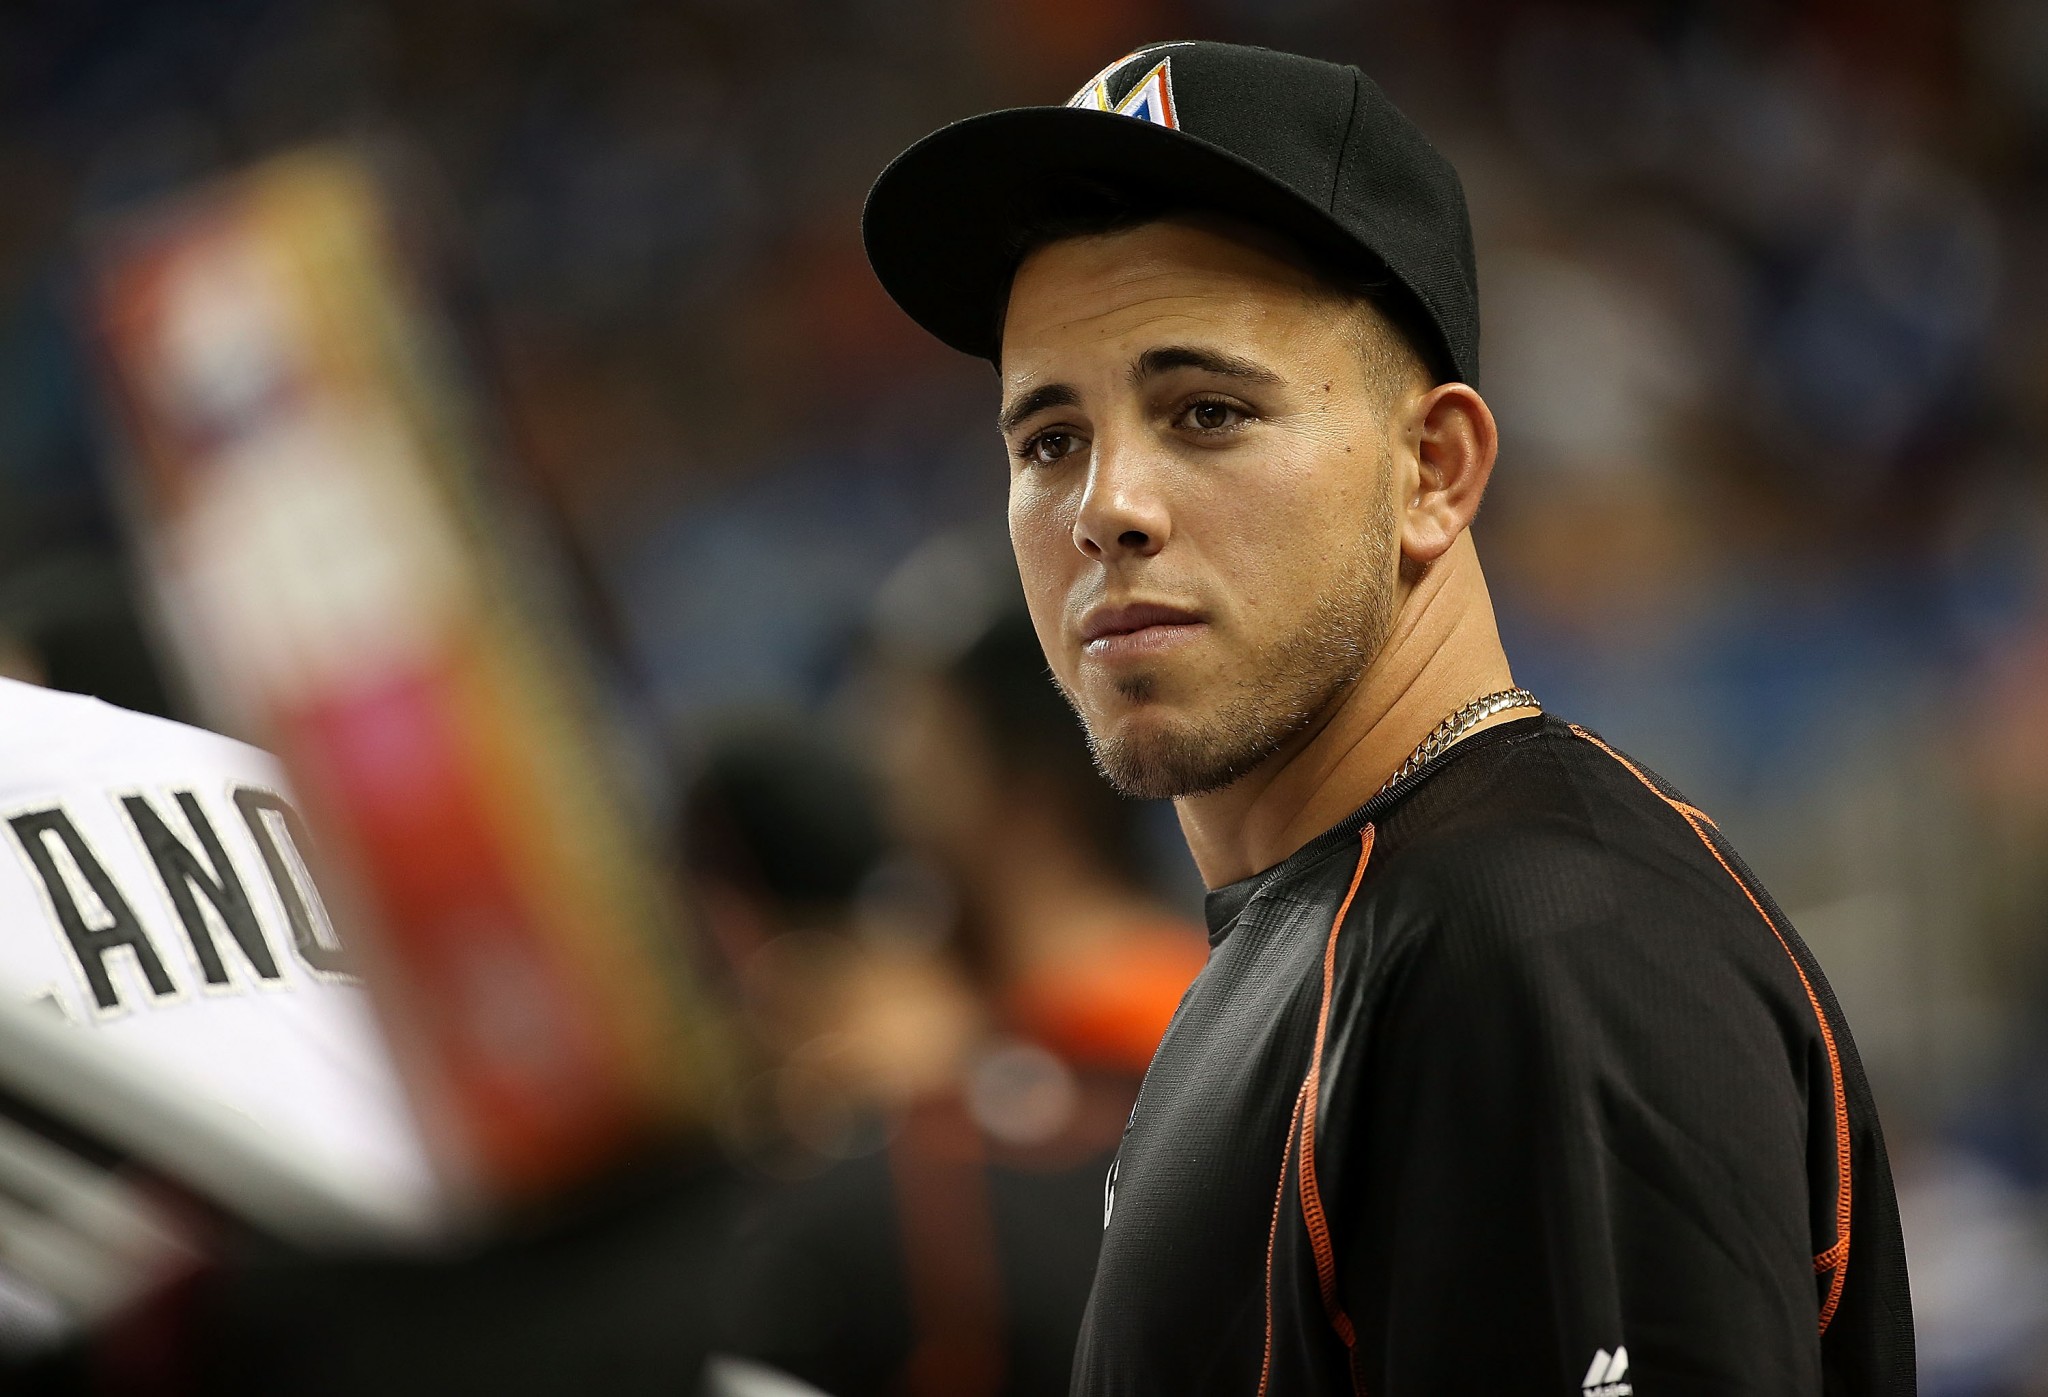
left=1671, top=797, right=1718, bottom=828
left=1569, top=725, right=1853, bottom=1332
left=1294, top=824, right=1374, bottom=1395
left=1257, top=1081, right=1309, bottom=1397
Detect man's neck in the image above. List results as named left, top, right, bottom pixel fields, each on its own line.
left=1174, top=534, right=1520, bottom=887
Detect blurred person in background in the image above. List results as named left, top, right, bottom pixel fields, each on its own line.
left=0, top=664, right=743, bottom=1397
left=862, top=539, right=1206, bottom=1097
left=678, top=717, right=978, bottom=1167
left=705, top=549, right=1204, bottom=1397
left=0, top=663, right=752, bottom=1392
left=0, top=666, right=436, bottom=1376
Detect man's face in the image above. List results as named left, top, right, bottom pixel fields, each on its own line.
left=999, top=218, right=1408, bottom=800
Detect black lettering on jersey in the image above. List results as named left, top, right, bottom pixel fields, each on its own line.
left=8, top=808, right=175, bottom=1011
left=122, top=792, right=280, bottom=987
left=233, top=788, right=348, bottom=977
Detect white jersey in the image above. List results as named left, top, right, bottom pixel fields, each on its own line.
left=0, top=678, right=435, bottom=1216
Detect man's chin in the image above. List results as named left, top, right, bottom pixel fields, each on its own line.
left=1075, top=686, right=1191, bottom=758
left=1081, top=707, right=1268, bottom=802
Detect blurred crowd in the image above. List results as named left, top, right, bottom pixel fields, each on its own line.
left=678, top=548, right=1204, bottom=1397
left=0, top=0, right=2046, bottom=1391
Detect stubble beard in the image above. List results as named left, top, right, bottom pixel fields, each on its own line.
left=1069, top=478, right=1402, bottom=801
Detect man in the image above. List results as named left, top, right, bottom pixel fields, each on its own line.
left=0, top=685, right=739, bottom=1395
left=0, top=676, right=434, bottom=1223
left=0, top=672, right=431, bottom=1378
left=862, top=40, right=1913, bottom=1396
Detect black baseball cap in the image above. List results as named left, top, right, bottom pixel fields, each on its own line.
left=863, top=40, right=1479, bottom=384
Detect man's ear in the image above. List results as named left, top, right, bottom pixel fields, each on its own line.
left=1399, top=382, right=1497, bottom=567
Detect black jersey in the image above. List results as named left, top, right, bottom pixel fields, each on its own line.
left=1072, top=716, right=1914, bottom=1396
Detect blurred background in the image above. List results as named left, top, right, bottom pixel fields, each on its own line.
left=0, top=0, right=2045, bottom=1392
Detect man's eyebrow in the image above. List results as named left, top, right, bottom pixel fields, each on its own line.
left=1131, top=345, right=1284, bottom=387
left=997, top=346, right=1281, bottom=435
left=998, top=382, right=1080, bottom=436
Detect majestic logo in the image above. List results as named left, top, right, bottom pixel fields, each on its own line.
left=1103, top=1097, right=1139, bottom=1227
left=1581, top=1346, right=1632, bottom=1397
left=1066, top=53, right=1178, bottom=129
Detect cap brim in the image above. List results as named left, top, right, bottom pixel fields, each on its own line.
left=863, top=106, right=1374, bottom=364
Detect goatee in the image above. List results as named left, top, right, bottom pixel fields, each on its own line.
left=1062, top=487, right=1400, bottom=801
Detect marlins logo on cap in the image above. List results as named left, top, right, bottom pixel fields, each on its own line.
left=1066, top=50, right=1179, bottom=129
left=866, top=39, right=1482, bottom=382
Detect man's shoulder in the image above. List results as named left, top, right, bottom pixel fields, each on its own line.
left=0, top=678, right=284, bottom=798
left=1387, top=714, right=1699, bottom=840
left=1360, top=720, right=1793, bottom=991
left=1378, top=718, right=1730, bottom=889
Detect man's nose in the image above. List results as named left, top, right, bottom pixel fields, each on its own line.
left=1072, top=435, right=1171, bottom=562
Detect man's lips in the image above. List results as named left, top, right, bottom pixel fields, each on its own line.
left=1079, top=602, right=1206, bottom=658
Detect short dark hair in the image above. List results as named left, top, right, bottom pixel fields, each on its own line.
left=1000, top=174, right=1445, bottom=385
left=680, top=721, right=889, bottom=917
left=947, top=607, right=1147, bottom=879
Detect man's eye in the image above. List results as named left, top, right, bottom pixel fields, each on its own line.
left=1019, top=431, right=1081, bottom=466
left=1179, top=400, right=1247, bottom=432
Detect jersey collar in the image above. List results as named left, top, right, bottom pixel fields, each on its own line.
left=1202, top=714, right=1553, bottom=946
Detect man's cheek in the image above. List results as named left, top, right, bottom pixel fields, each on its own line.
left=1222, top=487, right=1328, bottom=597
left=1010, top=501, right=1076, bottom=600
left=1012, top=552, right=1065, bottom=638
